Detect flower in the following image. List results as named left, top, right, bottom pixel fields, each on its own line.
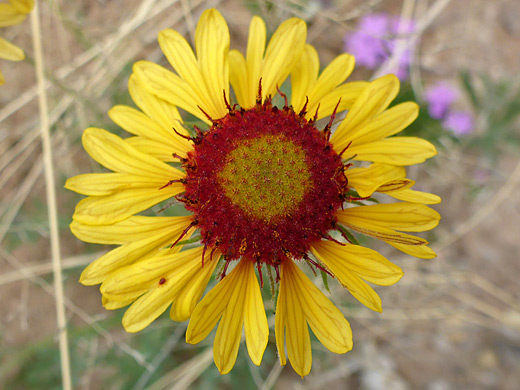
left=424, top=81, right=475, bottom=136
left=343, top=13, right=416, bottom=80
left=67, top=9, right=440, bottom=377
left=424, top=82, right=459, bottom=119
left=0, top=0, right=33, bottom=85
left=344, top=14, right=388, bottom=69
left=443, top=110, right=474, bottom=136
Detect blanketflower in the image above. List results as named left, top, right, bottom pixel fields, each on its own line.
left=0, top=0, right=33, bottom=85
left=67, top=9, right=440, bottom=377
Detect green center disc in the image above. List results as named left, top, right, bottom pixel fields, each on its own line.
left=218, top=135, right=312, bottom=222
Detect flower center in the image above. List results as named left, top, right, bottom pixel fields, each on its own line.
left=179, top=98, right=348, bottom=266
left=217, top=134, right=312, bottom=221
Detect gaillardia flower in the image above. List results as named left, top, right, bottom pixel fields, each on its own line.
left=0, top=0, right=33, bottom=85
left=67, top=9, right=440, bottom=377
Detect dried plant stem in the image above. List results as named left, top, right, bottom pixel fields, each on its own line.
left=30, top=3, right=72, bottom=390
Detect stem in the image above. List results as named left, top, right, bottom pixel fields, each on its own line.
left=30, top=3, right=72, bottom=390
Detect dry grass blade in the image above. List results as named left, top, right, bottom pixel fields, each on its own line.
left=0, top=251, right=101, bottom=286
left=30, top=3, right=72, bottom=390
left=145, top=348, right=214, bottom=390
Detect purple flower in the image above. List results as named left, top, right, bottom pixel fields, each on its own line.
left=425, top=82, right=459, bottom=119
left=343, top=13, right=416, bottom=80
left=344, top=31, right=386, bottom=68
left=344, top=14, right=388, bottom=68
left=359, top=13, right=389, bottom=36
left=443, top=110, right=474, bottom=136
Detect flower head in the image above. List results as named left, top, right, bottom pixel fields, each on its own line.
left=343, top=12, right=416, bottom=80
left=0, top=0, right=33, bottom=85
left=67, top=9, right=440, bottom=377
left=344, top=13, right=388, bottom=69
left=424, top=81, right=475, bottom=136
left=425, top=82, right=459, bottom=119
left=443, top=110, right=475, bottom=136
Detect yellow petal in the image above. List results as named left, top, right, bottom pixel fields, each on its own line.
left=0, top=68, right=4, bottom=85
left=387, top=188, right=442, bottom=204
left=125, top=137, right=180, bottom=162
left=311, top=240, right=403, bottom=286
left=169, top=249, right=220, bottom=321
left=309, top=81, right=369, bottom=120
left=117, top=246, right=214, bottom=332
left=102, top=246, right=205, bottom=299
left=261, top=18, right=307, bottom=102
left=65, top=172, right=168, bottom=196
left=280, top=267, right=311, bottom=377
left=133, top=61, right=211, bottom=124
left=122, top=283, right=176, bottom=333
left=213, top=267, right=248, bottom=374
left=245, top=16, right=266, bottom=106
left=305, top=247, right=383, bottom=312
left=347, top=163, right=407, bottom=198
left=0, top=37, right=24, bottom=61
left=285, top=259, right=353, bottom=350
left=186, top=260, right=245, bottom=345
left=102, top=295, right=134, bottom=310
left=275, top=274, right=287, bottom=366
left=80, top=240, right=161, bottom=286
left=348, top=137, right=438, bottom=166
left=71, top=215, right=191, bottom=245
left=72, top=185, right=181, bottom=225
left=109, top=105, right=189, bottom=157
left=194, top=8, right=229, bottom=119
left=243, top=261, right=269, bottom=366
left=388, top=242, right=437, bottom=259
left=291, top=44, right=319, bottom=112
left=308, top=53, right=355, bottom=110
left=339, top=203, right=440, bottom=232
left=78, top=217, right=193, bottom=285
left=0, top=4, right=26, bottom=27
left=331, top=74, right=399, bottom=151
left=127, top=74, right=184, bottom=132
left=186, top=259, right=267, bottom=374
left=81, top=127, right=183, bottom=179
left=158, top=28, right=214, bottom=114
left=376, top=179, right=415, bottom=193
left=229, top=50, right=248, bottom=107
left=9, top=0, right=34, bottom=14
left=277, top=259, right=352, bottom=377
left=349, top=102, right=419, bottom=146
left=336, top=210, right=429, bottom=246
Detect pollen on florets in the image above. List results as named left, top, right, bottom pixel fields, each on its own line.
left=178, top=97, right=348, bottom=269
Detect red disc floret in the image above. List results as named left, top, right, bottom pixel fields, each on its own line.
left=180, top=98, right=347, bottom=268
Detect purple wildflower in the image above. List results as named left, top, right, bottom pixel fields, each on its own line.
left=344, top=14, right=388, bottom=68
left=343, top=13, right=416, bottom=80
left=443, top=110, right=475, bottom=136
left=425, top=82, right=459, bottom=119
left=359, top=13, right=389, bottom=36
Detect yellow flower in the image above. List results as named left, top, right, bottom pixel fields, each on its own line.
left=67, top=9, right=440, bottom=377
left=0, top=0, right=33, bottom=85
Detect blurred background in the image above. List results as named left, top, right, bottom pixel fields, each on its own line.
left=1, top=0, right=520, bottom=389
